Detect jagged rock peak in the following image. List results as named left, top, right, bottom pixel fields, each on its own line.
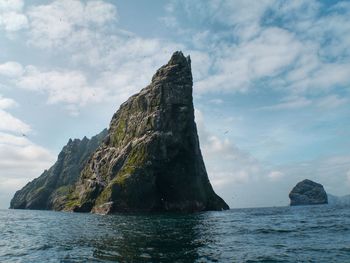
left=151, top=51, right=191, bottom=83
left=168, top=51, right=191, bottom=66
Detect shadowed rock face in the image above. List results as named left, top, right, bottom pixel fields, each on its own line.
left=10, top=129, right=108, bottom=210
left=289, top=179, right=328, bottom=206
left=64, top=51, right=229, bottom=214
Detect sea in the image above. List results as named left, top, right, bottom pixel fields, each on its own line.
left=0, top=205, right=349, bottom=262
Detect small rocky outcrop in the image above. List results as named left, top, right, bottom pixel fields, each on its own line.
left=10, top=129, right=107, bottom=210
left=63, top=51, right=229, bottom=214
left=289, top=179, right=328, bottom=206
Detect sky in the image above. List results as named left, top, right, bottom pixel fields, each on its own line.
left=0, top=0, right=349, bottom=209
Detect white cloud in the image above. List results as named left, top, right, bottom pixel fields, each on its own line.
left=27, top=0, right=117, bottom=48
left=0, top=0, right=24, bottom=11
left=0, top=132, right=55, bottom=208
left=0, top=95, right=55, bottom=208
left=209, top=98, right=224, bottom=105
left=17, top=66, right=105, bottom=107
left=196, top=27, right=302, bottom=93
left=195, top=109, right=266, bottom=187
left=0, top=0, right=184, bottom=115
left=315, top=95, right=348, bottom=109
left=0, top=0, right=28, bottom=32
left=261, top=96, right=312, bottom=110
left=164, top=0, right=350, bottom=100
left=261, top=94, right=347, bottom=111
left=85, top=0, right=118, bottom=25
left=0, top=61, right=24, bottom=77
left=0, top=95, right=17, bottom=109
left=0, top=11, right=28, bottom=31
left=268, top=170, right=284, bottom=181
left=0, top=95, right=29, bottom=134
left=286, top=60, right=350, bottom=94
left=0, top=109, right=30, bottom=134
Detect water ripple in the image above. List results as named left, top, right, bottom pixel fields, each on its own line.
left=0, top=206, right=349, bottom=262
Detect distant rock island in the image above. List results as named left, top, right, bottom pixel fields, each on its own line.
left=10, top=51, right=229, bottom=214
left=289, top=179, right=328, bottom=206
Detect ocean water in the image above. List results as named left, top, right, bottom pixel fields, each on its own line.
left=0, top=205, right=349, bottom=262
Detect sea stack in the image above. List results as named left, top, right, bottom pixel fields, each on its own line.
left=289, top=179, right=328, bottom=206
left=64, top=51, right=229, bottom=214
left=14, top=51, right=226, bottom=214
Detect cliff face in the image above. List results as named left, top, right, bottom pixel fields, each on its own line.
left=289, top=179, right=328, bottom=206
left=10, top=129, right=107, bottom=210
left=64, top=51, right=229, bottom=214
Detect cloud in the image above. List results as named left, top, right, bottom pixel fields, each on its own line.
left=4, top=52, right=181, bottom=115
left=261, top=96, right=312, bottom=110
left=195, top=109, right=267, bottom=187
left=0, top=63, right=106, bottom=115
left=0, top=1, right=184, bottom=115
left=163, top=0, right=350, bottom=100
left=209, top=98, right=224, bottom=105
left=0, top=0, right=28, bottom=32
left=0, top=95, right=30, bottom=134
left=196, top=27, right=303, bottom=93
left=0, top=95, right=17, bottom=109
left=315, top=95, right=348, bottom=109
left=261, top=94, right=348, bottom=111
left=17, top=65, right=105, bottom=106
left=0, top=61, right=24, bottom=77
left=0, top=95, right=55, bottom=208
left=0, top=0, right=24, bottom=11
left=27, top=0, right=117, bottom=48
left=164, top=0, right=275, bottom=40
left=268, top=170, right=284, bottom=181
left=286, top=59, right=350, bottom=95
left=0, top=109, right=30, bottom=134
left=0, top=11, right=28, bottom=31
left=0, top=132, right=55, bottom=208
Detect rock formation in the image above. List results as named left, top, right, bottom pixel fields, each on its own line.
left=11, top=51, right=229, bottom=214
left=10, top=129, right=107, bottom=210
left=289, top=179, right=328, bottom=206
left=63, top=51, right=228, bottom=213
